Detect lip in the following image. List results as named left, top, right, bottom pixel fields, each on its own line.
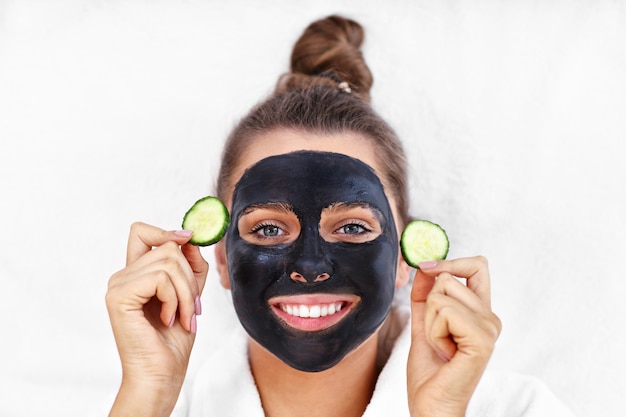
left=268, top=293, right=360, bottom=332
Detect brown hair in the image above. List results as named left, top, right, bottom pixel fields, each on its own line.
left=216, top=15, right=410, bottom=227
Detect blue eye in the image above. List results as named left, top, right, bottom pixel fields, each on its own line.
left=262, top=225, right=281, bottom=236
left=251, top=223, right=285, bottom=237
left=337, top=223, right=369, bottom=235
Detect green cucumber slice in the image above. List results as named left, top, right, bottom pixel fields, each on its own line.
left=400, top=219, right=449, bottom=268
left=181, top=196, right=230, bottom=246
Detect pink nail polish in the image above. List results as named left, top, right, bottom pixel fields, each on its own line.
left=195, top=295, right=202, bottom=315
left=190, top=314, right=197, bottom=333
left=175, top=230, right=193, bottom=237
left=168, top=314, right=176, bottom=328
left=418, top=261, right=438, bottom=270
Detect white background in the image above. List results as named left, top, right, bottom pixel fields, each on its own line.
left=1, top=1, right=624, bottom=416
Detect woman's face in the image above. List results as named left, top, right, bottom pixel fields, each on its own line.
left=215, top=130, right=410, bottom=372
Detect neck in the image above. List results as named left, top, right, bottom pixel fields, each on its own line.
left=249, top=334, right=380, bottom=417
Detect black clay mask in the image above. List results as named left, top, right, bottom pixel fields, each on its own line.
left=226, top=151, right=398, bottom=372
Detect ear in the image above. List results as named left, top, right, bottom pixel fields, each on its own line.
left=214, top=240, right=231, bottom=289
left=395, top=252, right=412, bottom=288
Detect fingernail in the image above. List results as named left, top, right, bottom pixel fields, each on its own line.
left=190, top=314, right=197, bottom=333
left=194, top=295, right=202, bottom=315
left=175, top=230, right=193, bottom=237
left=168, top=314, right=176, bottom=328
left=418, top=261, right=438, bottom=270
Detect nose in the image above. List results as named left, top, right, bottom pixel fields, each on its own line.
left=289, top=229, right=333, bottom=283
left=290, top=271, right=330, bottom=283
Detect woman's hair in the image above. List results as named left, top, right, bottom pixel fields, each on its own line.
left=216, top=15, right=410, bottom=227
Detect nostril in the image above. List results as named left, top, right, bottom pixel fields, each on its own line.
left=289, top=271, right=331, bottom=283
left=314, top=273, right=330, bottom=282
left=289, top=271, right=307, bottom=283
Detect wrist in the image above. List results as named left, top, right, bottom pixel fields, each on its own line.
left=109, top=377, right=183, bottom=417
left=410, top=404, right=467, bottom=417
left=409, top=389, right=470, bottom=417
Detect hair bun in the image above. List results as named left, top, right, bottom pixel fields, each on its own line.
left=275, top=15, right=373, bottom=102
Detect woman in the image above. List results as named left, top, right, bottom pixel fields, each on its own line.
left=106, top=15, right=573, bottom=417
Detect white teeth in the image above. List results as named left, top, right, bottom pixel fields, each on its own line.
left=309, top=305, right=321, bottom=318
left=280, top=302, right=344, bottom=318
left=320, top=305, right=328, bottom=316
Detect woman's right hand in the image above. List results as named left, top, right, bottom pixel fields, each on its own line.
left=106, top=222, right=209, bottom=417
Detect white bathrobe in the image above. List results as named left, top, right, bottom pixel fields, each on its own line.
left=176, top=306, right=574, bottom=416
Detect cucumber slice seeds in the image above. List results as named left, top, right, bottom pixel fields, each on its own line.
left=400, top=219, right=449, bottom=268
left=182, top=196, right=230, bottom=246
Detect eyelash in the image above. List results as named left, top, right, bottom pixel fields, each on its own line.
left=336, top=221, right=372, bottom=235
left=249, top=222, right=285, bottom=238
left=246, top=219, right=375, bottom=242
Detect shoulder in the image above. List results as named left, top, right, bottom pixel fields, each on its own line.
left=468, top=370, right=576, bottom=417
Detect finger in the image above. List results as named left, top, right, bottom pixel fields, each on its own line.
left=423, top=284, right=472, bottom=362
left=126, top=222, right=193, bottom=266
left=430, top=273, right=486, bottom=314
left=121, top=242, right=199, bottom=332
left=418, top=256, right=491, bottom=307
left=408, top=271, right=445, bottom=380
left=429, top=301, right=499, bottom=362
left=107, top=268, right=178, bottom=328
left=148, top=270, right=180, bottom=328
left=409, top=269, right=437, bottom=349
left=181, top=243, right=209, bottom=294
left=411, top=269, right=436, bottom=303
left=149, top=246, right=199, bottom=331
left=424, top=286, right=501, bottom=358
left=427, top=305, right=458, bottom=362
left=124, top=240, right=195, bottom=281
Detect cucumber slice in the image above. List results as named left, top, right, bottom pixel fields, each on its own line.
left=182, top=196, right=230, bottom=246
left=400, top=219, right=449, bottom=268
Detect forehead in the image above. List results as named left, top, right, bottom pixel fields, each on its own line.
left=227, top=130, right=385, bottom=203
left=232, top=151, right=388, bottom=212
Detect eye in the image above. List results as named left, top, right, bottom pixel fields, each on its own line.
left=250, top=222, right=286, bottom=238
left=336, top=222, right=370, bottom=235
left=238, top=205, right=300, bottom=246
left=320, top=204, right=383, bottom=244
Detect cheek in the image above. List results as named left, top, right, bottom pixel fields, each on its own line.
left=336, top=240, right=397, bottom=294
left=214, top=241, right=231, bottom=289
left=227, top=241, right=287, bottom=293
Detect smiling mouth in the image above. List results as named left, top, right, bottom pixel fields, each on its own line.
left=268, top=294, right=359, bottom=332
left=279, top=302, right=345, bottom=318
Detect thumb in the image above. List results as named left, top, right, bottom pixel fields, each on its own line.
left=408, top=271, right=443, bottom=384
left=410, top=270, right=435, bottom=345
left=411, top=269, right=435, bottom=304
left=181, top=243, right=209, bottom=294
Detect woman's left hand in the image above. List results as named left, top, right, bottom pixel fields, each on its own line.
left=406, top=256, right=502, bottom=417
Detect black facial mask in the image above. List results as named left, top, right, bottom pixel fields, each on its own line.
left=226, top=151, right=398, bottom=372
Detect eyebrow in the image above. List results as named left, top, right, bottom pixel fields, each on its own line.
left=241, top=201, right=295, bottom=215
left=324, top=202, right=384, bottom=220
